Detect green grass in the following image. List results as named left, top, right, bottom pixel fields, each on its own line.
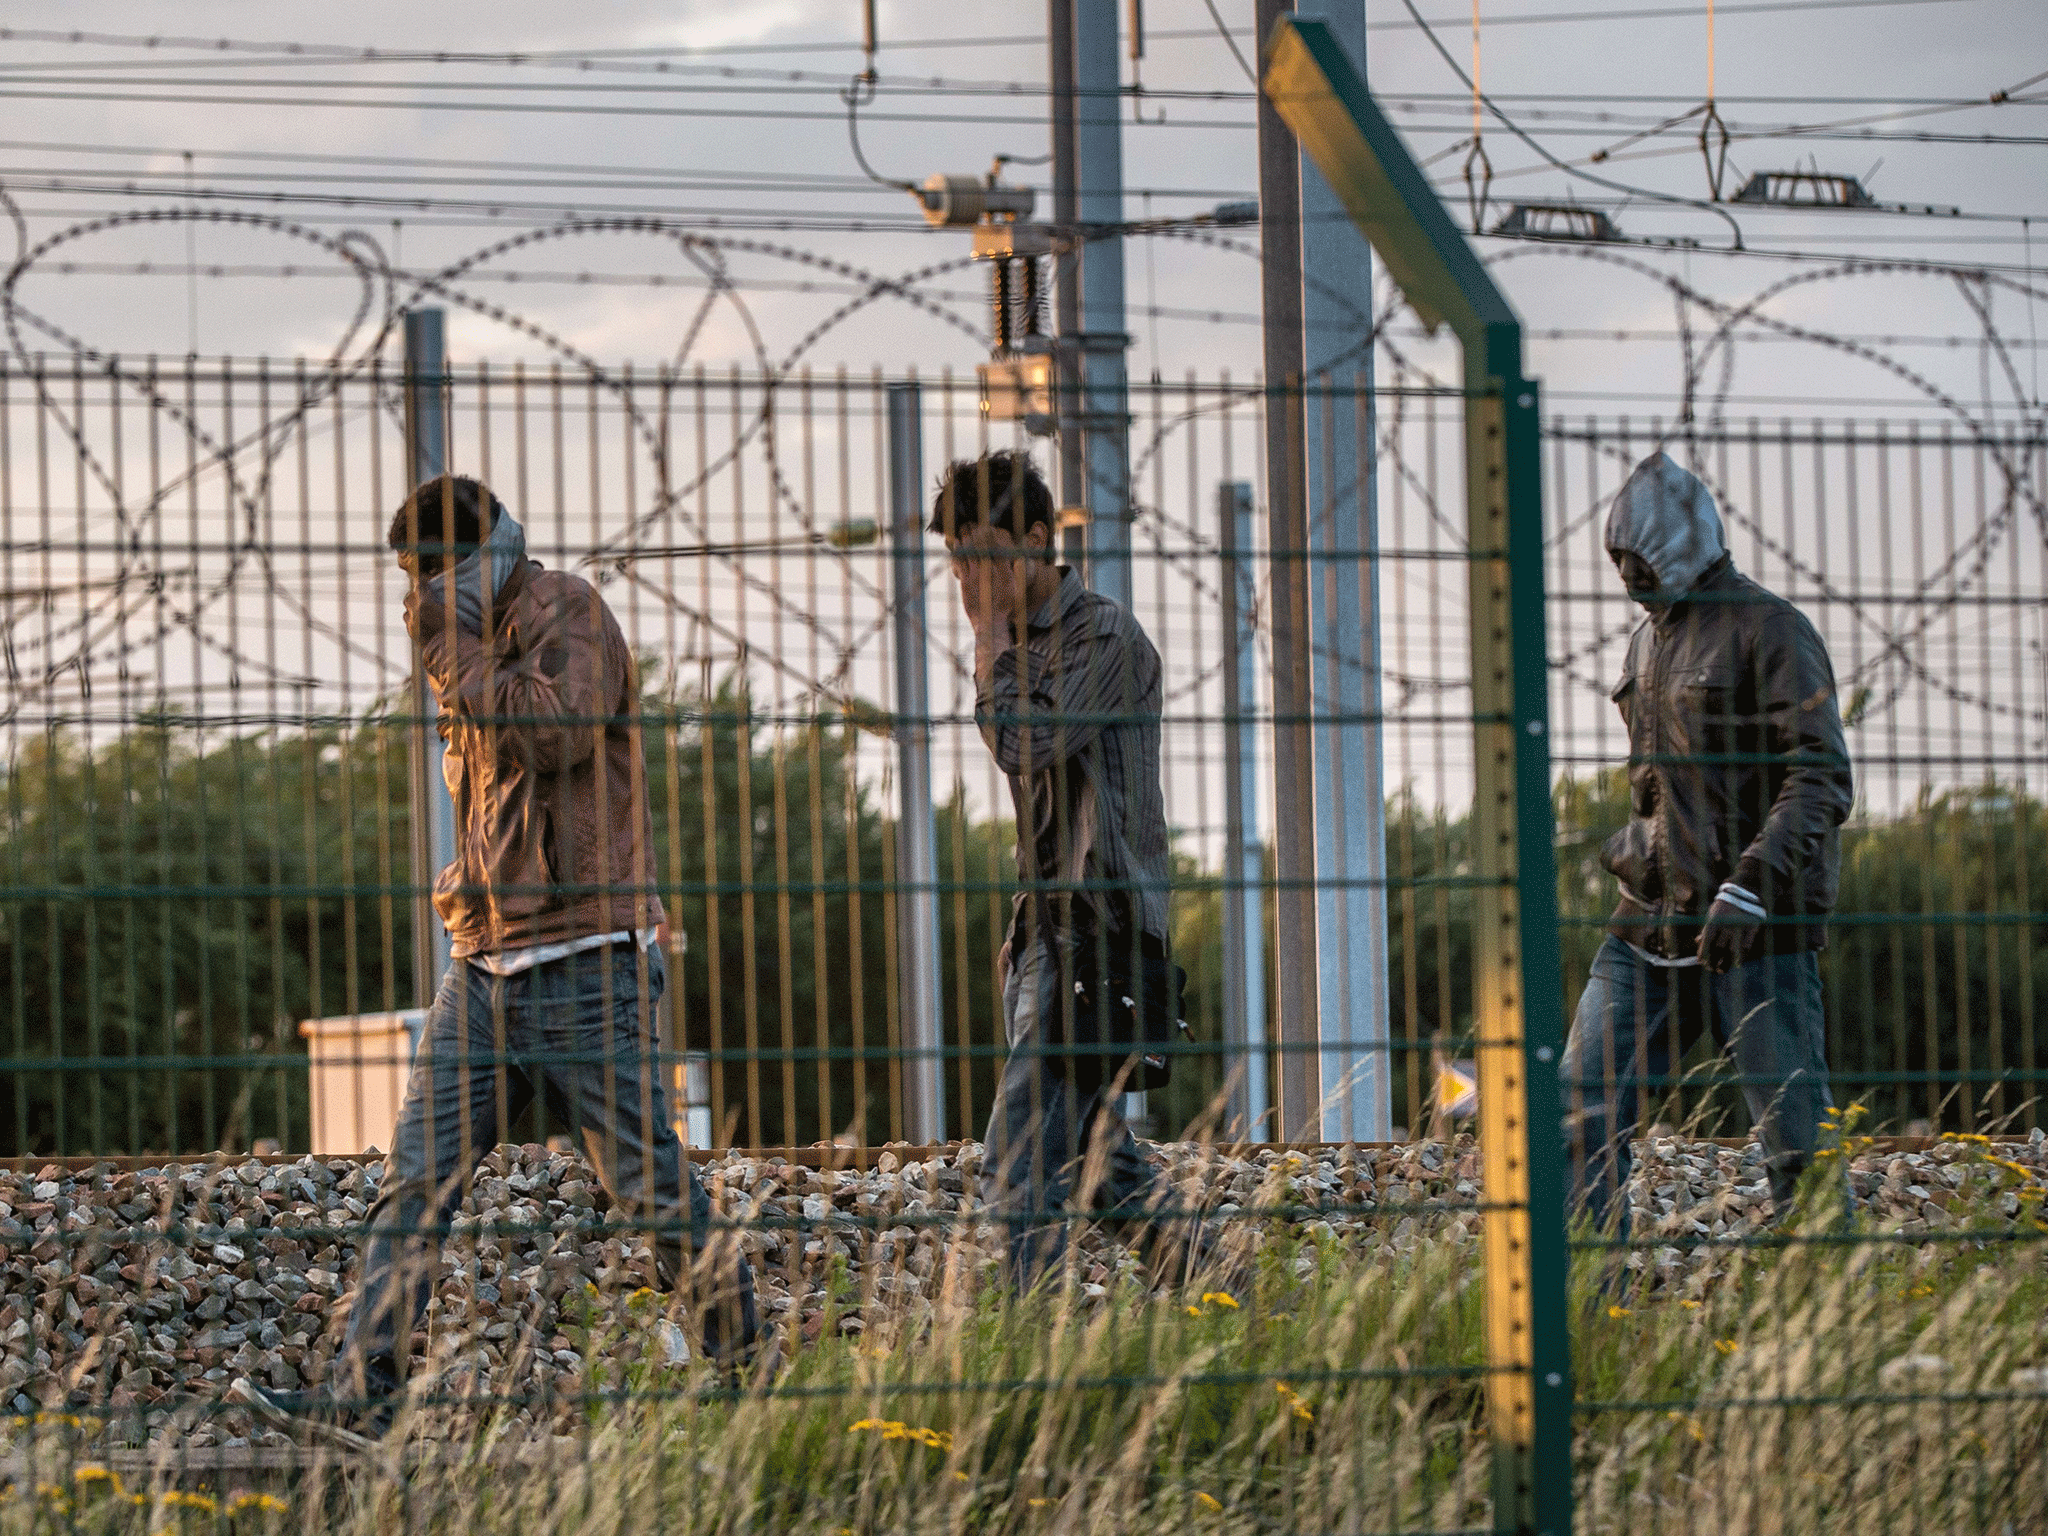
left=5, top=1141, right=2046, bottom=1535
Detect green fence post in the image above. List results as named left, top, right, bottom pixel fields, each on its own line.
left=1262, top=19, right=1574, bottom=1533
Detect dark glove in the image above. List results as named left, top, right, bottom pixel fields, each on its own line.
left=1695, top=883, right=1765, bottom=974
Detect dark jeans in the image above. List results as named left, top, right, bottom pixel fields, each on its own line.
left=335, top=943, right=757, bottom=1401
left=1560, top=935, right=1833, bottom=1233
left=980, top=932, right=1164, bottom=1287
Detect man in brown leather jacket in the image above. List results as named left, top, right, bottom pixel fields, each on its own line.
left=235, top=476, right=758, bottom=1444
left=1561, top=453, right=1853, bottom=1236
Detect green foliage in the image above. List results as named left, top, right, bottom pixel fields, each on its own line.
left=1550, top=771, right=2048, bottom=1133
left=0, top=717, right=414, bottom=1154
left=4, top=694, right=2041, bottom=1154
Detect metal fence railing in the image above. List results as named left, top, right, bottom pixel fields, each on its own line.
left=3, top=327, right=2045, bottom=1514
left=2, top=36, right=2044, bottom=1525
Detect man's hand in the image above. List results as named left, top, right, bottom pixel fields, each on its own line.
left=950, top=526, right=1022, bottom=686
left=950, top=527, right=1018, bottom=627
left=1696, top=883, right=1765, bottom=973
left=402, top=571, right=451, bottom=639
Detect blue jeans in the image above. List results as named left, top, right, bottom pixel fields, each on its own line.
left=335, top=943, right=757, bottom=1397
left=1560, top=936, right=1833, bottom=1233
left=980, top=933, right=1163, bottom=1287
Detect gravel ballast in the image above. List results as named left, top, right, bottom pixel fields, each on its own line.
left=4, top=1130, right=2044, bottom=1448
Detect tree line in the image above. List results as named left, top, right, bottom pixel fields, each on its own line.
left=2, top=692, right=2040, bottom=1154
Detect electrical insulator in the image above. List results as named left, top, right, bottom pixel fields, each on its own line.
left=991, top=259, right=1014, bottom=353
left=1019, top=258, right=1046, bottom=343
left=920, top=174, right=1036, bottom=228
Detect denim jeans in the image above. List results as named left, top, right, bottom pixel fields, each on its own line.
left=334, top=943, right=757, bottom=1400
left=1560, top=935, right=1833, bottom=1233
left=980, top=932, right=1163, bottom=1287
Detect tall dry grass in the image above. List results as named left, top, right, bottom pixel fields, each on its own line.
left=3, top=1136, right=2044, bottom=1535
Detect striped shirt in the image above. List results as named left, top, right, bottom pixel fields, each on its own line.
left=975, top=566, right=1171, bottom=948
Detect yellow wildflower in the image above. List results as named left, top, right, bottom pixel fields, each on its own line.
left=1200, top=1292, right=1239, bottom=1310
left=1185, top=1305, right=1203, bottom=1317
left=1027, top=1498, right=1056, bottom=1508
left=1714, top=1339, right=1739, bottom=1356
left=228, top=1492, right=291, bottom=1516
left=848, top=1419, right=952, bottom=1452
left=1274, top=1382, right=1315, bottom=1424
left=1678, top=1300, right=1703, bottom=1310
left=1607, top=1304, right=1632, bottom=1319
left=1664, top=1410, right=1707, bottom=1443
left=1195, top=1492, right=1224, bottom=1513
left=73, top=1466, right=123, bottom=1494
left=161, top=1490, right=220, bottom=1515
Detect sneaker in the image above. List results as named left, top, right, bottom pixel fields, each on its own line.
left=227, top=1377, right=393, bottom=1453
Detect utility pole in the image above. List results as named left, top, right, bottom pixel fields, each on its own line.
left=1067, top=0, right=1146, bottom=1128
left=1255, top=0, right=1321, bottom=1140
left=1071, top=0, right=1133, bottom=610
left=886, top=381, right=947, bottom=1146
left=1047, top=0, right=1087, bottom=559
left=403, top=308, right=455, bottom=1008
left=1218, top=481, right=1270, bottom=1140
left=1297, top=1, right=1392, bottom=1142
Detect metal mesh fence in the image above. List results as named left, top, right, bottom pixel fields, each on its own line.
left=0, top=342, right=2042, bottom=1531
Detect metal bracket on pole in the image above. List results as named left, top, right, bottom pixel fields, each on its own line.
left=886, top=381, right=948, bottom=1146
left=1263, top=19, right=1574, bottom=1534
left=402, top=308, right=456, bottom=1009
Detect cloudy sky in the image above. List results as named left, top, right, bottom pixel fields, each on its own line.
left=0, top=1, right=2039, bottom=833
left=0, top=0, right=2040, bottom=412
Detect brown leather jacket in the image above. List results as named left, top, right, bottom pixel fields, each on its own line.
left=1601, top=556, right=1853, bottom=958
left=409, top=558, right=665, bottom=957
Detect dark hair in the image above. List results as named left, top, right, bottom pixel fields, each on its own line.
left=387, top=475, right=500, bottom=575
left=927, top=451, right=1055, bottom=553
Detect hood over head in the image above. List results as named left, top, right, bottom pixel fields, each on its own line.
left=1604, top=452, right=1727, bottom=597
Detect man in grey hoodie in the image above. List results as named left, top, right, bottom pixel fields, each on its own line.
left=1562, top=453, right=1853, bottom=1233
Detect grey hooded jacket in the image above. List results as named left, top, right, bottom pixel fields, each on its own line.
left=1599, top=454, right=1854, bottom=958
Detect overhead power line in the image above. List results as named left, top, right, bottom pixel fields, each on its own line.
left=0, top=0, right=1976, bottom=66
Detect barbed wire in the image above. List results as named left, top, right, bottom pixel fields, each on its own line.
left=0, top=191, right=2040, bottom=748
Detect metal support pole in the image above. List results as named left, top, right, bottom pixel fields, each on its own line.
left=1255, top=0, right=1321, bottom=1140
left=1260, top=21, right=1574, bottom=1529
left=1073, top=0, right=1133, bottom=611
left=1218, top=481, right=1270, bottom=1141
left=886, top=382, right=948, bottom=1146
left=1297, top=1, right=1392, bottom=1143
left=1071, top=0, right=1146, bottom=1128
left=403, top=308, right=456, bottom=1009
left=1047, top=0, right=1087, bottom=560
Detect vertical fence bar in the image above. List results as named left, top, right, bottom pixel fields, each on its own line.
left=402, top=309, right=455, bottom=1007
left=1219, top=479, right=1271, bottom=1140
left=887, top=380, right=946, bottom=1145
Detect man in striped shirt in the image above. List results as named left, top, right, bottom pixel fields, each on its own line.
left=930, top=451, right=1171, bottom=1287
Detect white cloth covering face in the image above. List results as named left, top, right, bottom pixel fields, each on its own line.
left=444, top=500, right=527, bottom=636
